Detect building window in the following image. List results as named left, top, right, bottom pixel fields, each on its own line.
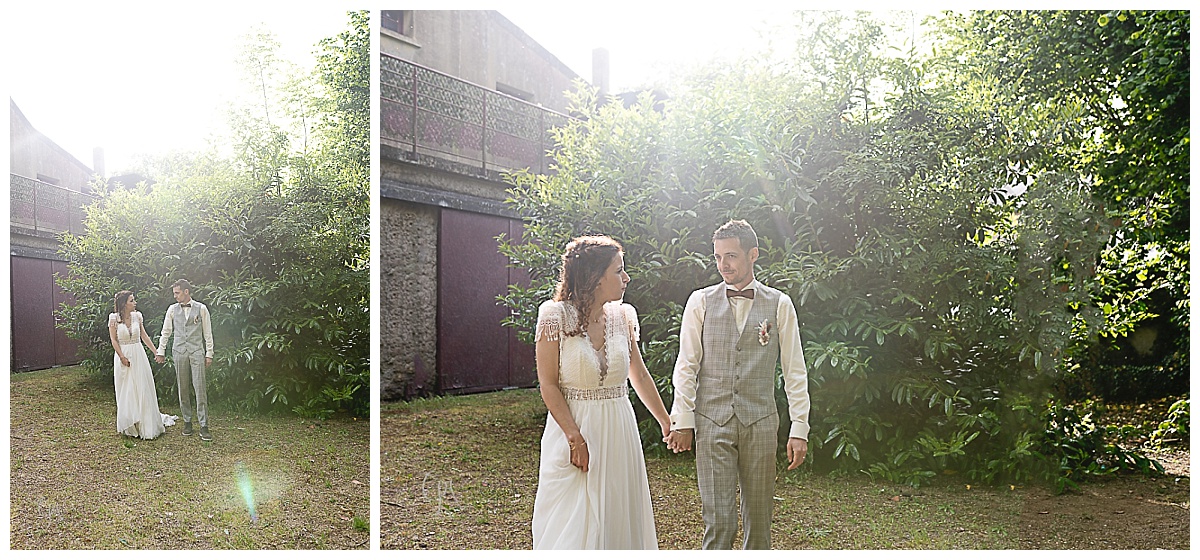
left=496, top=83, right=535, bottom=103
left=36, top=174, right=60, bottom=186
left=382, top=10, right=414, bottom=37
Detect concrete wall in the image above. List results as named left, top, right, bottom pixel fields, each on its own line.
left=378, top=196, right=439, bottom=399
left=381, top=10, right=579, bottom=115
left=380, top=155, right=514, bottom=203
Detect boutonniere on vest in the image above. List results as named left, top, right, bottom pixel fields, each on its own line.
left=757, top=319, right=773, bottom=346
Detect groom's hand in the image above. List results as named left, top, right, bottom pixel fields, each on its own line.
left=206, top=357, right=213, bottom=367
left=155, top=355, right=166, bottom=364
left=786, top=437, right=808, bottom=470
left=667, top=429, right=693, bottom=453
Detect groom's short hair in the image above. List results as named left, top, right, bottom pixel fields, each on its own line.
left=172, top=279, right=193, bottom=292
left=713, top=219, right=758, bottom=252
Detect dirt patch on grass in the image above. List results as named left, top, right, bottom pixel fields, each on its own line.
left=1015, top=472, right=1189, bottom=549
left=380, top=388, right=1189, bottom=549
left=10, top=366, right=370, bottom=549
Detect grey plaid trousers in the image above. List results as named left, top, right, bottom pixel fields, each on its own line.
left=695, top=412, right=779, bottom=549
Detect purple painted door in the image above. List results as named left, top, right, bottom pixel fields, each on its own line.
left=437, top=208, right=535, bottom=392
left=10, top=256, right=57, bottom=370
left=9, top=257, right=82, bottom=371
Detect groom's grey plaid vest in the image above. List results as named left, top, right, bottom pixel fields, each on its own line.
left=170, top=302, right=206, bottom=356
left=695, top=282, right=782, bottom=427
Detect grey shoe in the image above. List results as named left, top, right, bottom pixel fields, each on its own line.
left=182, top=421, right=194, bottom=436
left=199, top=426, right=212, bottom=441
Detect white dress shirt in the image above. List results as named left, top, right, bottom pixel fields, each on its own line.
left=670, top=279, right=811, bottom=440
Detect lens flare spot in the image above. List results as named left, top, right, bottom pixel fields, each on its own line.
left=236, top=461, right=258, bottom=522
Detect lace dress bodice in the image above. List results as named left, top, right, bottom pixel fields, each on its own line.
left=536, top=300, right=641, bottom=398
left=110, top=312, right=143, bottom=346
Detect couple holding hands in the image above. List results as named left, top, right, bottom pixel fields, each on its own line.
left=532, top=219, right=811, bottom=550
left=109, top=279, right=214, bottom=442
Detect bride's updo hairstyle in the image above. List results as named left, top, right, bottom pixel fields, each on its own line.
left=114, top=290, right=134, bottom=323
left=553, top=235, right=623, bottom=338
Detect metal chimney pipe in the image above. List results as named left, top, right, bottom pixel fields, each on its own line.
left=93, top=147, right=105, bottom=178
left=592, top=47, right=610, bottom=99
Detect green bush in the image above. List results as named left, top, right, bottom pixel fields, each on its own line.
left=500, top=13, right=1111, bottom=485
left=55, top=12, right=369, bottom=419
left=1040, top=400, right=1164, bottom=493
left=1149, top=397, right=1189, bottom=448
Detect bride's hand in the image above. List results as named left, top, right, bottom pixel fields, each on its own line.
left=120, top=356, right=131, bottom=367
left=568, top=438, right=589, bottom=472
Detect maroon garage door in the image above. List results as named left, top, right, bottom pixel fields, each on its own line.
left=437, top=208, right=535, bottom=393
left=10, top=256, right=81, bottom=371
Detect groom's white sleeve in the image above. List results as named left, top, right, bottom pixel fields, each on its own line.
left=778, top=296, right=811, bottom=441
left=157, top=306, right=174, bottom=356
left=670, top=290, right=706, bottom=431
left=202, top=305, right=214, bottom=359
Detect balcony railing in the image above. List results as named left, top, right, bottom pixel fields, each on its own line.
left=9, top=174, right=97, bottom=237
left=380, top=54, right=572, bottom=177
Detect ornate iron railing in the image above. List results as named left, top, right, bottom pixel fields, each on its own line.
left=380, top=54, right=572, bottom=176
left=9, top=174, right=96, bottom=236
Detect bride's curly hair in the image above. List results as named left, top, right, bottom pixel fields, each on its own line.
left=553, top=235, right=623, bottom=338
left=114, top=290, right=134, bottom=324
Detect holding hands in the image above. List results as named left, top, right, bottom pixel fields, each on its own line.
left=665, top=428, right=693, bottom=453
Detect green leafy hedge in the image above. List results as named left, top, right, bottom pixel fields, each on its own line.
left=499, top=13, right=1129, bottom=485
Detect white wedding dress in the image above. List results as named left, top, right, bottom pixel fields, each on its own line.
left=531, top=300, right=658, bottom=549
left=111, top=311, right=176, bottom=439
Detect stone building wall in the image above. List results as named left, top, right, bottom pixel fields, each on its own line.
left=378, top=197, right=439, bottom=400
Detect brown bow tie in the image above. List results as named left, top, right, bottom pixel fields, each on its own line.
left=726, top=288, right=755, bottom=299
left=180, top=303, right=192, bottom=308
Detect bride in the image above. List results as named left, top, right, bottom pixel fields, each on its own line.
left=531, top=235, right=672, bottom=549
left=109, top=290, right=176, bottom=439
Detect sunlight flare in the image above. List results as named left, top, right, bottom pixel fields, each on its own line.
left=235, top=461, right=258, bottom=522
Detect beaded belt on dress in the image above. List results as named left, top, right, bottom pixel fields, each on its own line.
left=560, top=385, right=626, bottom=401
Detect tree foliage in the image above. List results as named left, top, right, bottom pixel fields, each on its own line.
left=934, top=10, right=1189, bottom=401
left=499, top=12, right=1145, bottom=484
left=56, top=11, right=370, bottom=419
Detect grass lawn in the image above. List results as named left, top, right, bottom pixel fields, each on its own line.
left=380, top=388, right=1189, bottom=549
left=10, top=365, right=370, bottom=549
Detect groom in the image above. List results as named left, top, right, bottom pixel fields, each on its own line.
left=666, top=219, right=810, bottom=549
left=156, top=279, right=215, bottom=442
